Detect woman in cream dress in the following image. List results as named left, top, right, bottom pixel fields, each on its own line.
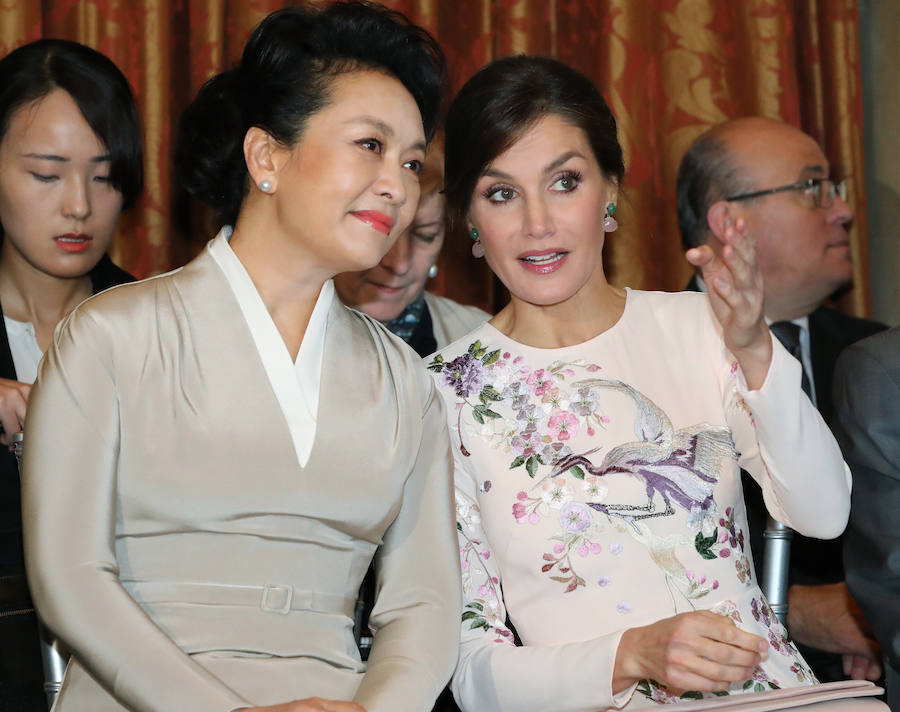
left=22, top=4, right=459, bottom=712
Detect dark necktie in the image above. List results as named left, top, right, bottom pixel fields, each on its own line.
left=769, top=321, right=812, bottom=397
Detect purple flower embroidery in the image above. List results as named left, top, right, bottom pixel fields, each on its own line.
left=559, top=502, right=592, bottom=533
left=442, top=354, right=485, bottom=398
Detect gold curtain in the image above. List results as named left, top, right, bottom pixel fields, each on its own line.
left=0, top=0, right=870, bottom=315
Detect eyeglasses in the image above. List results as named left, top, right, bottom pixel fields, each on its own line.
left=725, top=178, right=847, bottom=209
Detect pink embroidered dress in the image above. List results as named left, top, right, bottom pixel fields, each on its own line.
left=427, top=289, right=851, bottom=712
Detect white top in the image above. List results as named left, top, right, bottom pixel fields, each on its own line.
left=427, top=289, right=851, bottom=712
left=208, top=227, right=333, bottom=467
left=5, top=316, right=43, bottom=384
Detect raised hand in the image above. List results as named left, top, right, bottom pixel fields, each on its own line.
left=686, top=218, right=772, bottom=390
left=614, top=610, right=768, bottom=695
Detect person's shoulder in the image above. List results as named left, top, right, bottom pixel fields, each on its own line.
left=74, top=267, right=183, bottom=323
left=809, top=305, right=886, bottom=344
left=424, top=291, right=491, bottom=347
left=626, top=288, right=711, bottom=320
left=837, top=324, right=900, bottom=373
left=426, top=320, right=494, bottom=363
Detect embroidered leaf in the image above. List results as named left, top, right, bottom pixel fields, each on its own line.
left=509, top=456, right=526, bottom=469
left=468, top=615, right=488, bottom=630
left=467, top=340, right=482, bottom=356
left=541, top=563, right=554, bottom=573
left=754, top=683, right=765, bottom=693
left=461, top=610, right=478, bottom=621
left=569, top=465, right=585, bottom=480
left=460, top=443, right=470, bottom=457
left=576, top=576, right=585, bottom=587
left=694, top=530, right=718, bottom=560
left=526, top=456, right=539, bottom=478
left=482, top=408, right=501, bottom=419
left=559, top=567, right=570, bottom=573
left=680, top=691, right=704, bottom=700
left=549, top=576, right=571, bottom=583
left=542, top=553, right=556, bottom=561
left=481, top=385, right=502, bottom=402
left=482, top=349, right=502, bottom=366
left=426, top=362, right=445, bottom=373
left=469, top=602, right=484, bottom=612
left=472, top=407, right=485, bottom=425
left=742, top=679, right=755, bottom=691
left=713, top=691, right=730, bottom=697
left=564, top=579, right=578, bottom=593
left=767, top=682, right=780, bottom=690
left=457, top=522, right=463, bottom=532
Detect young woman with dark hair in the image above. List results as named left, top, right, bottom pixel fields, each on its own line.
left=21, top=4, right=459, bottom=712
left=0, top=38, right=140, bottom=710
left=429, top=55, right=856, bottom=711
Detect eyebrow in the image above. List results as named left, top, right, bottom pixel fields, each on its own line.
left=798, top=164, right=827, bottom=178
left=483, top=150, right=584, bottom=180
left=346, top=116, right=426, bottom=153
left=21, top=152, right=112, bottom=163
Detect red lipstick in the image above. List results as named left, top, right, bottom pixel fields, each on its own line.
left=352, top=211, right=394, bottom=236
left=54, top=233, right=93, bottom=254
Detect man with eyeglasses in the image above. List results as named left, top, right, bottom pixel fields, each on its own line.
left=676, top=116, right=886, bottom=686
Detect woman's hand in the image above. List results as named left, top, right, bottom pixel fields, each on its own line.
left=0, top=377, right=30, bottom=446
left=613, top=611, right=768, bottom=695
left=244, top=700, right=366, bottom=712
left=686, top=218, right=772, bottom=390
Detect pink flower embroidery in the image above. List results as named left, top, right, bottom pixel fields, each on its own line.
left=547, top=411, right=579, bottom=441
left=526, top=368, right=553, bottom=396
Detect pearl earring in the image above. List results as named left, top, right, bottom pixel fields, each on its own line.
left=427, top=264, right=439, bottom=279
left=259, top=179, right=272, bottom=193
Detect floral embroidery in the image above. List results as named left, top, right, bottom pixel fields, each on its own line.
left=750, top=596, right=817, bottom=683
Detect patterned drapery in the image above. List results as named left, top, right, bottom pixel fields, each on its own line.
left=0, top=0, right=869, bottom=315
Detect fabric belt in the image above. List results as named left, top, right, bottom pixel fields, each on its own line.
left=125, top=581, right=356, bottom=617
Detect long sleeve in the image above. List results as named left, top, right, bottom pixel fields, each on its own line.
left=21, top=308, right=250, bottom=712
left=730, top=333, right=851, bottom=539
left=833, top=335, right=900, bottom=677
left=450, top=444, right=633, bottom=712
left=352, top=379, right=462, bottom=712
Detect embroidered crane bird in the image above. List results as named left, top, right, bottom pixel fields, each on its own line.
left=552, top=378, right=736, bottom=520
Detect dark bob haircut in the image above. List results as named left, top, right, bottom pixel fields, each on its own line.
left=176, top=0, right=446, bottom=227
left=0, top=38, right=144, bottom=214
left=444, top=55, right=625, bottom=231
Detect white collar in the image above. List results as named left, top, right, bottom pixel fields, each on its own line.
left=208, top=226, right=333, bottom=467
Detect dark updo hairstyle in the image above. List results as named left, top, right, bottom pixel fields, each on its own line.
left=0, top=39, right=144, bottom=228
left=176, top=0, right=446, bottom=227
left=444, top=55, right=625, bottom=231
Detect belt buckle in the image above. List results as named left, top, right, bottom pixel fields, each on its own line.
left=260, top=583, right=293, bottom=615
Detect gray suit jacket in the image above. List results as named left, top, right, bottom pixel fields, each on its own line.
left=21, top=247, right=461, bottom=712
left=833, top=326, right=900, bottom=711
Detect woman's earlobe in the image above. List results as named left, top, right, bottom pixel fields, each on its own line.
left=243, top=127, right=279, bottom=193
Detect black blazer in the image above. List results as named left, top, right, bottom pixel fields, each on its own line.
left=0, top=254, right=133, bottom=711
left=685, top=272, right=887, bottom=679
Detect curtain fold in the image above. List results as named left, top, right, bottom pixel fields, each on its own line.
left=0, top=0, right=870, bottom=316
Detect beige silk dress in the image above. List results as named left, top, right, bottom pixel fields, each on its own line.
left=21, top=240, right=461, bottom=712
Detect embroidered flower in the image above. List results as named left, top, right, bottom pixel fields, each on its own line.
left=540, top=442, right=572, bottom=465
left=598, top=576, right=612, bottom=586
left=616, top=601, right=632, bottom=613
left=583, top=475, right=608, bottom=502
left=526, top=368, right=553, bottom=396
left=442, top=353, right=485, bottom=398
left=559, top=502, right=592, bottom=533
left=540, top=480, right=573, bottom=509
left=547, top=411, right=579, bottom=441
left=570, top=387, right=600, bottom=417
left=541, top=386, right=570, bottom=412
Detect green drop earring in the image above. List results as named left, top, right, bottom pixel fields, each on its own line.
left=470, top=227, right=485, bottom=258
left=603, top=203, right=618, bottom=232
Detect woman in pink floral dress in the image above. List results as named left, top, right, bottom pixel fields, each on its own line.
left=428, top=55, right=855, bottom=711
